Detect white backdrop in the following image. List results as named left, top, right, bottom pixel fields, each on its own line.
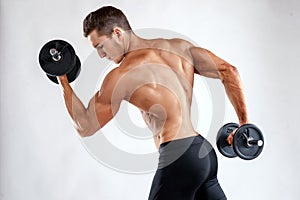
left=1, top=0, right=300, bottom=199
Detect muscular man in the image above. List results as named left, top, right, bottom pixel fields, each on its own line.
left=58, top=6, right=249, bottom=200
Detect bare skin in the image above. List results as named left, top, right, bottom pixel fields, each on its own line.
left=58, top=28, right=249, bottom=148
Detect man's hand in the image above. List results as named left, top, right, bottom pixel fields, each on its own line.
left=226, top=129, right=237, bottom=145
left=227, top=121, right=250, bottom=145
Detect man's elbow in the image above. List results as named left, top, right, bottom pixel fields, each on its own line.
left=226, top=65, right=239, bottom=75
left=74, top=116, right=100, bottom=137
left=77, top=127, right=95, bottom=138
left=220, top=65, right=240, bottom=83
left=225, top=65, right=239, bottom=76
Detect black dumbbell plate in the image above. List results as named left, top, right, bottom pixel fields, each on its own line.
left=39, top=39, right=76, bottom=76
left=233, top=124, right=264, bottom=160
left=46, top=55, right=81, bottom=84
left=216, top=123, right=239, bottom=158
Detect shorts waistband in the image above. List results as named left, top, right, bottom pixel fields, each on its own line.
left=159, top=135, right=205, bottom=153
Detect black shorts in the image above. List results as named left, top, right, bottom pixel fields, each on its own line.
left=148, top=135, right=227, bottom=200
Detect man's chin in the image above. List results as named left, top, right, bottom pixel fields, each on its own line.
left=106, top=57, right=117, bottom=63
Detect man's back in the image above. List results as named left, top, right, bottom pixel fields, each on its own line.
left=110, top=47, right=198, bottom=145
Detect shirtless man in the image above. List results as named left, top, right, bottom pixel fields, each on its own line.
left=58, top=6, right=249, bottom=200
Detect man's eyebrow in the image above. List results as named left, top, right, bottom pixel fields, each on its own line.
left=93, top=43, right=99, bottom=48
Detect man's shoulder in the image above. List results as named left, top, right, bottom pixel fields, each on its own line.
left=102, top=67, right=124, bottom=85
left=151, top=38, right=194, bottom=64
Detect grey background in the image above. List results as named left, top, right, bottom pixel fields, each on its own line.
left=1, top=0, right=299, bottom=199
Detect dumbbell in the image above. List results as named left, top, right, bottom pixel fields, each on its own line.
left=38, top=39, right=81, bottom=84
left=216, top=123, right=264, bottom=160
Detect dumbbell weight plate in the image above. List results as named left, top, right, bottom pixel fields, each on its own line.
left=46, top=55, right=81, bottom=84
left=233, top=124, right=264, bottom=160
left=39, top=39, right=76, bottom=76
left=216, top=123, right=239, bottom=158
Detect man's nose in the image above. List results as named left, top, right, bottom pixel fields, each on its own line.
left=97, top=49, right=106, bottom=58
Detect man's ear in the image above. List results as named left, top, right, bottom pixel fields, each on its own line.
left=112, top=27, right=123, bottom=38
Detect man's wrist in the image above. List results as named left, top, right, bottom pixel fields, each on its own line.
left=239, top=118, right=250, bottom=125
left=57, top=75, right=69, bottom=84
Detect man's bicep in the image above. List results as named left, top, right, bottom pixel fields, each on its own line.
left=94, top=94, right=115, bottom=127
left=91, top=70, right=124, bottom=128
left=86, top=91, right=122, bottom=130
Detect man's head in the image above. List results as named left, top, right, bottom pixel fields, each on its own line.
left=83, top=6, right=132, bottom=37
left=83, top=6, right=133, bottom=64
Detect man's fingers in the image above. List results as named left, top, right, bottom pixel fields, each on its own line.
left=226, top=128, right=237, bottom=145
left=226, top=134, right=233, bottom=145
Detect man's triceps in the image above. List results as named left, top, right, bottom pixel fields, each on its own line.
left=190, top=47, right=222, bottom=79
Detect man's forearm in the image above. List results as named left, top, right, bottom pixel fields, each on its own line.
left=220, top=66, right=249, bottom=125
left=58, top=77, right=91, bottom=136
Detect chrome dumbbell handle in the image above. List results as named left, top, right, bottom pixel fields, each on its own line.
left=49, top=48, right=62, bottom=61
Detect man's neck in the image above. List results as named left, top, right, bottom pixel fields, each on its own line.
left=125, top=33, right=151, bottom=53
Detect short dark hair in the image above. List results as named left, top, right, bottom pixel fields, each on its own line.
left=83, top=6, right=132, bottom=37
